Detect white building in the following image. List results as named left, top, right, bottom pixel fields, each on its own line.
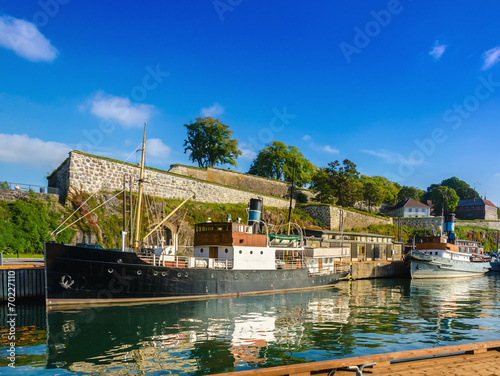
left=387, top=198, right=431, bottom=218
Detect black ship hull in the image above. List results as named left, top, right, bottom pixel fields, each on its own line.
left=45, top=243, right=350, bottom=307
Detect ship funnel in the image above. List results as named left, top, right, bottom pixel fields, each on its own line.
left=247, top=198, right=263, bottom=228
left=444, top=213, right=456, bottom=243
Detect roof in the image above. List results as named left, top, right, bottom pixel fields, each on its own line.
left=390, top=198, right=430, bottom=211
left=457, top=199, right=497, bottom=208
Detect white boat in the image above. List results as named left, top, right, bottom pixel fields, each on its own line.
left=405, top=214, right=490, bottom=279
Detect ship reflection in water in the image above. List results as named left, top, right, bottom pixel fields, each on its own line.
left=3, top=275, right=500, bottom=375
left=46, top=287, right=353, bottom=374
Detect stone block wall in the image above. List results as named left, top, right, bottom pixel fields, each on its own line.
left=300, top=205, right=393, bottom=230
left=169, top=164, right=316, bottom=201
left=456, top=220, right=500, bottom=231
left=395, top=217, right=443, bottom=232
left=0, top=188, right=59, bottom=203
left=47, top=151, right=291, bottom=209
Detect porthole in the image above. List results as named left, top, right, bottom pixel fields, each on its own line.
left=260, top=251, right=263, bottom=255
left=177, top=272, right=182, bottom=278
left=250, top=251, right=253, bottom=255
left=137, top=270, right=142, bottom=275
left=211, top=273, right=214, bottom=278
left=108, top=268, right=113, bottom=274
left=283, top=273, right=287, bottom=278
left=162, top=272, right=167, bottom=277
left=185, top=272, right=189, bottom=278
left=200, top=249, right=204, bottom=253
left=246, top=274, right=249, bottom=279
left=235, top=274, right=238, bottom=279
left=153, top=271, right=158, bottom=276
left=239, top=250, right=242, bottom=254
left=225, top=249, right=229, bottom=253
left=117, top=259, right=123, bottom=263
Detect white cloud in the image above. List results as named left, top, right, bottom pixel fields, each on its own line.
left=0, top=134, right=70, bottom=168
left=304, top=135, right=339, bottom=154
left=201, top=103, right=224, bottom=118
left=362, top=149, right=420, bottom=166
left=146, top=138, right=171, bottom=158
left=88, top=91, right=155, bottom=128
left=240, top=148, right=257, bottom=160
left=318, top=145, right=339, bottom=154
left=482, top=46, right=500, bottom=70
left=429, top=40, right=447, bottom=61
left=0, top=14, right=58, bottom=62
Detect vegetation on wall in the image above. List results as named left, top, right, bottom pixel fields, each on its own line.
left=0, top=192, right=75, bottom=254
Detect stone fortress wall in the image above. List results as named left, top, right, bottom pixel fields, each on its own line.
left=47, top=151, right=292, bottom=209
left=169, top=164, right=316, bottom=201
left=300, top=205, right=393, bottom=230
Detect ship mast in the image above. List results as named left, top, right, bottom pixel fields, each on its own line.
left=133, top=122, right=147, bottom=251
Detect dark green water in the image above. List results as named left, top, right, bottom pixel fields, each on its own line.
left=2, top=275, right=500, bottom=375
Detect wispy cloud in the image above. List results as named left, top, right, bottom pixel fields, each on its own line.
left=240, top=148, right=257, bottom=160
left=0, top=14, right=58, bottom=62
left=304, top=135, right=339, bottom=154
left=201, top=103, right=224, bottom=118
left=482, top=46, right=500, bottom=70
left=429, top=40, right=447, bottom=61
left=0, top=133, right=70, bottom=168
left=87, top=91, right=155, bottom=128
left=146, top=138, right=171, bottom=158
left=362, top=149, right=419, bottom=166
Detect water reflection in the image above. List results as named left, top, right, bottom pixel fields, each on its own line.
left=3, top=275, right=500, bottom=374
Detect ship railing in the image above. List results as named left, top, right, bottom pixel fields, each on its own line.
left=275, top=258, right=307, bottom=270
left=138, top=254, right=233, bottom=269
left=305, top=260, right=351, bottom=276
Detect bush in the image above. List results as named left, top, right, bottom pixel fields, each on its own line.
left=297, top=191, right=308, bottom=204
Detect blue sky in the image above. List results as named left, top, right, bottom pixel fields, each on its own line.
left=1, top=1, right=500, bottom=205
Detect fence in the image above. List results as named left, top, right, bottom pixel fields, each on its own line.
left=1, top=181, right=59, bottom=195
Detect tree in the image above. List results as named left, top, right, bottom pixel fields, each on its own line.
left=363, top=181, right=384, bottom=212
left=397, top=185, right=425, bottom=202
left=183, top=117, right=242, bottom=168
left=360, top=175, right=400, bottom=205
left=311, top=159, right=363, bottom=207
left=431, top=186, right=459, bottom=215
left=248, top=141, right=316, bottom=187
left=440, top=177, right=480, bottom=200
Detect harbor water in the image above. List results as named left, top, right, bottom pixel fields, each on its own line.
left=2, top=274, right=500, bottom=375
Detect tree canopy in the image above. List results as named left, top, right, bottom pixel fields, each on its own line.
left=183, top=117, right=242, bottom=168
left=440, top=176, right=480, bottom=200
left=247, top=141, right=316, bottom=187
left=431, top=186, right=460, bottom=215
left=311, top=159, right=363, bottom=207
left=397, top=185, right=425, bottom=202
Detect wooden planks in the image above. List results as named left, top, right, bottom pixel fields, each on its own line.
left=209, top=340, right=500, bottom=376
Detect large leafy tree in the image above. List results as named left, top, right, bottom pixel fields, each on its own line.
left=311, top=159, right=363, bottom=207
left=431, top=186, right=460, bottom=215
left=397, top=185, right=425, bottom=202
left=248, top=141, right=316, bottom=187
left=440, top=177, right=480, bottom=200
left=362, top=181, right=384, bottom=212
left=360, top=175, right=400, bottom=205
left=183, top=117, right=242, bottom=168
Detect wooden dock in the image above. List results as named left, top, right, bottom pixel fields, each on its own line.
left=210, top=340, right=500, bottom=376
left=0, top=265, right=45, bottom=301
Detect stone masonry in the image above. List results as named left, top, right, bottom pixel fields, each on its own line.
left=300, top=205, right=393, bottom=230
left=169, top=164, right=315, bottom=201
left=47, top=151, right=291, bottom=209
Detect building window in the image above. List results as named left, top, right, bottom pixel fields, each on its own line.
left=408, top=208, right=412, bottom=212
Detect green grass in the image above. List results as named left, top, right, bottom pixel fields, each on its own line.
left=2, top=253, right=44, bottom=258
